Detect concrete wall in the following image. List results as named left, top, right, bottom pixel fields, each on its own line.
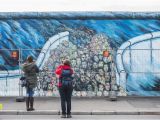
left=0, top=12, right=160, bottom=96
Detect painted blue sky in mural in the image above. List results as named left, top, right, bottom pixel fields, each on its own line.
left=1, top=19, right=160, bottom=69
left=1, top=19, right=160, bottom=49
left=60, top=20, right=160, bottom=46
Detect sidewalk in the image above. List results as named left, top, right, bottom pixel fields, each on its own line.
left=0, top=97, right=159, bottom=115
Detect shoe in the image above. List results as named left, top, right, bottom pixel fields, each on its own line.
left=67, top=114, right=72, bottom=118
left=30, top=108, right=35, bottom=111
left=61, top=114, right=66, bottom=118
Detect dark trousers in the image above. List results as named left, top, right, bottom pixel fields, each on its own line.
left=59, top=85, right=73, bottom=115
left=26, top=87, right=34, bottom=109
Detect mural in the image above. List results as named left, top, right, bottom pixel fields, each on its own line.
left=0, top=17, right=160, bottom=96
left=40, top=33, right=114, bottom=97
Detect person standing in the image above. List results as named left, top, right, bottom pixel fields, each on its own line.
left=22, top=56, right=39, bottom=111
left=55, top=59, right=73, bottom=118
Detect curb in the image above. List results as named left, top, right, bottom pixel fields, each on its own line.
left=0, top=110, right=159, bottom=115
left=0, top=110, right=60, bottom=115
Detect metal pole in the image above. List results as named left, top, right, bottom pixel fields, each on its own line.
left=16, top=48, right=25, bottom=102
left=20, top=49, right=24, bottom=96
left=109, top=49, right=118, bottom=101
left=150, top=32, right=153, bottom=64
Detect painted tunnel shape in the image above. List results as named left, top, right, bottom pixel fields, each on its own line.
left=116, top=31, right=160, bottom=96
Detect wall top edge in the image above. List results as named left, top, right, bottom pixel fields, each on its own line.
left=0, top=12, right=160, bottom=19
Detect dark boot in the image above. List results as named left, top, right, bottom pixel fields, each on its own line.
left=30, top=97, right=35, bottom=111
left=67, top=114, right=72, bottom=118
left=61, top=114, right=66, bottom=118
left=26, top=97, right=30, bottom=111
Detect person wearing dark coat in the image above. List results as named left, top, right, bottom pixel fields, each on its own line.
left=22, top=56, right=39, bottom=111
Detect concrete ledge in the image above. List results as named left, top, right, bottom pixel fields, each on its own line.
left=0, top=110, right=17, bottom=115
left=115, top=111, right=139, bottom=115
left=1, top=12, right=160, bottom=19
left=18, top=110, right=60, bottom=115
left=139, top=111, right=160, bottom=115
left=71, top=111, right=91, bottom=115
left=92, top=111, right=116, bottom=115
left=0, top=110, right=159, bottom=115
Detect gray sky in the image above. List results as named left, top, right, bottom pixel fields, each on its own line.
left=0, top=0, right=160, bottom=12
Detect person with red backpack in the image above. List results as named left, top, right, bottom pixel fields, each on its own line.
left=55, top=59, right=73, bottom=118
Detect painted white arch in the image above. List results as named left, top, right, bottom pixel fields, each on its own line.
left=116, top=31, right=160, bottom=92
left=0, top=31, right=69, bottom=78
left=36, top=31, right=69, bottom=69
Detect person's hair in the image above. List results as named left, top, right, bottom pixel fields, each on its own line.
left=27, top=56, right=33, bottom=63
left=63, top=59, right=71, bottom=66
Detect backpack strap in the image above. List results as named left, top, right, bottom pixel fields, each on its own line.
left=60, top=68, right=73, bottom=81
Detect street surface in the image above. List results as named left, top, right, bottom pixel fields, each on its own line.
left=0, top=115, right=159, bottom=120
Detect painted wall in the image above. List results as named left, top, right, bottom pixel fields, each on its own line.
left=0, top=12, right=160, bottom=96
